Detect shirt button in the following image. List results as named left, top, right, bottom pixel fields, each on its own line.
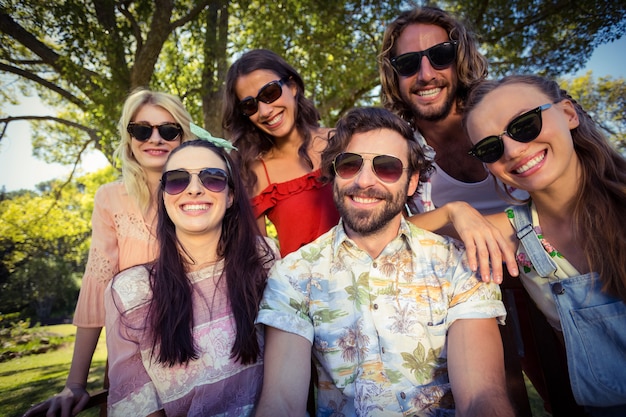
left=400, top=392, right=406, bottom=399
left=373, top=303, right=378, bottom=310
left=381, top=347, right=385, bottom=354
left=373, top=261, right=377, bottom=268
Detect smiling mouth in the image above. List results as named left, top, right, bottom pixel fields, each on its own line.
left=266, top=112, right=283, bottom=126
left=351, top=195, right=380, bottom=204
left=514, top=151, right=546, bottom=174
left=182, top=204, right=209, bottom=212
left=416, top=87, right=442, bottom=97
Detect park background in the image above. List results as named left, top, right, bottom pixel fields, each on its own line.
left=1, top=1, right=626, bottom=416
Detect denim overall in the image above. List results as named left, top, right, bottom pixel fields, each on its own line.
left=512, top=205, right=626, bottom=416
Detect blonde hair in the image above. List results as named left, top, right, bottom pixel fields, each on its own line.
left=112, top=88, right=193, bottom=212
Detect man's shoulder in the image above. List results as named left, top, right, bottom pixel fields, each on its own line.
left=405, top=221, right=464, bottom=253
left=276, top=226, right=338, bottom=268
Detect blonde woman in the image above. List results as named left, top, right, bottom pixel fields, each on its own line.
left=24, top=88, right=193, bottom=417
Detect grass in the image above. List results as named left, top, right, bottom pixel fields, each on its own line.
left=0, top=324, right=106, bottom=417
left=1, top=323, right=549, bottom=417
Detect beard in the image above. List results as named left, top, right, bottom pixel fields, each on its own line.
left=406, top=78, right=457, bottom=122
left=333, top=182, right=408, bottom=236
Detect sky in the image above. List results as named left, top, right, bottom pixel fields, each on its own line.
left=1, top=37, right=625, bottom=192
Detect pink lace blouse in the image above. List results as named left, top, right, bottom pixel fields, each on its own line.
left=73, top=181, right=157, bottom=327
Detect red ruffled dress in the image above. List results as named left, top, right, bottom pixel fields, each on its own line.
left=251, top=162, right=339, bottom=257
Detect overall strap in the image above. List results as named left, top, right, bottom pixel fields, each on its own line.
left=511, top=204, right=557, bottom=277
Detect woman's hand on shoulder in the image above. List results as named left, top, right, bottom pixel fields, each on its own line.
left=444, top=201, right=519, bottom=283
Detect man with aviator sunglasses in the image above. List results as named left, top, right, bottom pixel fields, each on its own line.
left=255, top=107, right=514, bottom=417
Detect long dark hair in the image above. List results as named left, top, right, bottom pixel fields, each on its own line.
left=148, top=139, right=275, bottom=366
left=378, top=6, right=488, bottom=127
left=464, top=75, right=626, bottom=302
left=221, top=49, right=321, bottom=194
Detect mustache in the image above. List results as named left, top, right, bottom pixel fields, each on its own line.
left=340, top=185, right=390, bottom=200
left=409, top=80, right=447, bottom=95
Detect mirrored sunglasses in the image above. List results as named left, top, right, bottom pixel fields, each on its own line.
left=239, top=78, right=287, bottom=116
left=161, top=168, right=228, bottom=195
left=127, top=122, right=182, bottom=142
left=391, top=41, right=458, bottom=77
left=468, top=104, right=552, bottom=163
left=333, top=152, right=407, bottom=183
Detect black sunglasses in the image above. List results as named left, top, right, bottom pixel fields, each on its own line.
left=391, top=41, right=458, bottom=77
left=239, top=78, right=287, bottom=116
left=161, top=168, right=229, bottom=195
left=127, top=122, right=182, bottom=142
left=333, top=152, right=407, bottom=183
left=468, top=104, right=552, bottom=163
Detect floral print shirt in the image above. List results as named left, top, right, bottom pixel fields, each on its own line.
left=105, top=262, right=264, bottom=417
left=256, top=218, right=506, bottom=416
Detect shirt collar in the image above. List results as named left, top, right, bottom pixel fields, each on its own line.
left=332, top=217, right=415, bottom=258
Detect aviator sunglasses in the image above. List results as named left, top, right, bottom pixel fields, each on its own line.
left=391, top=41, right=458, bottom=77
left=239, top=78, right=288, bottom=116
left=333, top=152, right=408, bottom=183
left=468, top=103, right=552, bottom=163
left=127, top=122, right=182, bottom=142
left=161, top=168, right=229, bottom=195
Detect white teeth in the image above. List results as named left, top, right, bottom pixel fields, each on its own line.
left=182, top=204, right=208, bottom=212
left=417, top=88, right=441, bottom=97
left=266, top=113, right=283, bottom=126
left=515, top=152, right=545, bottom=174
left=353, top=196, right=378, bottom=204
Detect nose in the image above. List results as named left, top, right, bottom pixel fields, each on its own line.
left=186, top=174, right=204, bottom=195
left=354, top=160, right=378, bottom=188
left=257, top=101, right=273, bottom=118
left=416, top=55, right=436, bottom=81
left=501, top=135, right=529, bottom=160
left=148, top=126, right=163, bottom=143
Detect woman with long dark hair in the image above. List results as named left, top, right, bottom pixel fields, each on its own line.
left=105, top=139, right=276, bottom=416
left=222, top=49, right=339, bottom=256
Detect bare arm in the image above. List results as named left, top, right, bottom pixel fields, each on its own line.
left=407, top=201, right=518, bottom=283
left=255, top=327, right=311, bottom=417
left=23, top=326, right=101, bottom=417
left=447, top=319, right=515, bottom=417
left=256, top=215, right=268, bottom=237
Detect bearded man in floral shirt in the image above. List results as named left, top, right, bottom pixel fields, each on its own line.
left=255, top=107, right=514, bottom=417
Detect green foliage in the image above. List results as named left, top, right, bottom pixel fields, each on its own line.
left=559, top=72, right=626, bottom=152
left=2, top=0, right=624, bottom=165
left=0, top=166, right=117, bottom=322
left=0, top=324, right=107, bottom=417
left=0, top=319, right=72, bottom=363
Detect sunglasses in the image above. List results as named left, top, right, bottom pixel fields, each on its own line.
left=161, top=168, right=229, bottom=195
left=127, top=122, right=182, bottom=142
left=468, top=104, right=552, bottom=163
left=333, top=152, right=407, bottom=183
left=239, top=78, right=287, bottom=116
left=391, top=41, right=458, bottom=77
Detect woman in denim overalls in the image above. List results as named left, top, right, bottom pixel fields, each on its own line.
left=456, top=74, right=626, bottom=416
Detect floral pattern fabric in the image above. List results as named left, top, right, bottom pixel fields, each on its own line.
left=105, top=262, right=264, bottom=417
left=506, top=202, right=581, bottom=330
left=257, top=218, right=506, bottom=416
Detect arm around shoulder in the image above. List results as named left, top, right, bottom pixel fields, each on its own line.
left=255, top=326, right=312, bottom=417
left=447, top=318, right=515, bottom=417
